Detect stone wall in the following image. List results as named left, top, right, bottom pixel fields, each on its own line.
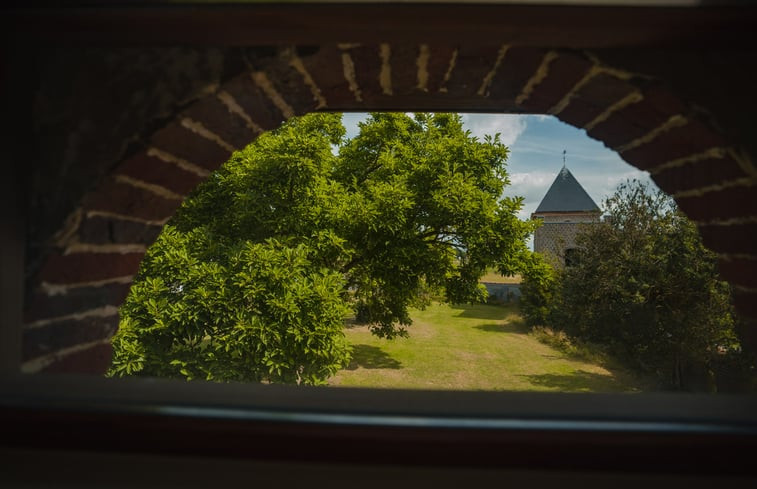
left=533, top=213, right=599, bottom=266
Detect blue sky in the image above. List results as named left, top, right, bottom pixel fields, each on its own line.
left=342, top=112, right=657, bottom=222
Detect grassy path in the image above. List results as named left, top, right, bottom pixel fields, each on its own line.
left=329, top=302, right=647, bottom=392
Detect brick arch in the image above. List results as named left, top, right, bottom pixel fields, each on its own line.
left=22, top=43, right=757, bottom=374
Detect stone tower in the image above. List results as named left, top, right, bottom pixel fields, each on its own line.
left=532, top=166, right=600, bottom=267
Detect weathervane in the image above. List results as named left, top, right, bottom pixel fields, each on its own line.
left=562, top=149, right=567, bottom=168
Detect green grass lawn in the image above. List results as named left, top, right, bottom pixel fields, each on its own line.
left=479, top=269, right=521, bottom=284
left=328, top=302, right=649, bottom=392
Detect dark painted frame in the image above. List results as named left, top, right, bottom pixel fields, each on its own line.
left=2, top=3, right=757, bottom=482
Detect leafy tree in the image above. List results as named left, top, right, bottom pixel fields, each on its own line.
left=519, top=251, right=559, bottom=327
left=109, top=112, right=534, bottom=384
left=548, top=180, right=740, bottom=390
left=110, top=230, right=349, bottom=384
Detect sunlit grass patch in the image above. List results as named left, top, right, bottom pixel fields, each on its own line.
left=329, top=302, right=649, bottom=392
left=479, top=269, right=521, bottom=284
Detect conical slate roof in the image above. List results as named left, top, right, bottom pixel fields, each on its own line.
left=534, top=166, right=600, bottom=214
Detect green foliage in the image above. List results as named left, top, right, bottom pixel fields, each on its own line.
left=519, top=250, right=559, bottom=327
left=334, top=113, right=534, bottom=337
left=109, top=228, right=350, bottom=384
left=549, top=180, right=741, bottom=390
left=109, top=112, right=534, bottom=384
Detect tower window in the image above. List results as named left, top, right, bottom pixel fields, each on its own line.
left=565, top=248, right=579, bottom=267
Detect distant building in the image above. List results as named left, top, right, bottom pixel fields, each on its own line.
left=532, top=165, right=600, bottom=267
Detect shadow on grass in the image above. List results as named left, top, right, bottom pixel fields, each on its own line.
left=519, top=370, right=631, bottom=392
left=343, top=317, right=366, bottom=330
left=346, top=344, right=403, bottom=370
left=474, top=322, right=527, bottom=334
left=540, top=354, right=563, bottom=360
left=450, top=303, right=517, bottom=319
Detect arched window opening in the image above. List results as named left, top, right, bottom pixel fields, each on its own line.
left=16, top=41, right=756, bottom=396
left=564, top=248, right=579, bottom=268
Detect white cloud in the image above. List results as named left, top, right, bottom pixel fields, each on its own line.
left=461, top=114, right=528, bottom=147
left=341, top=112, right=369, bottom=140
left=504, top=169, right=656, bottom=221
left=577, top=169, right=656, bottom=208
left=503, top=171, right=557, bottom=220
left=509, top=171, right=555, bottom=202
